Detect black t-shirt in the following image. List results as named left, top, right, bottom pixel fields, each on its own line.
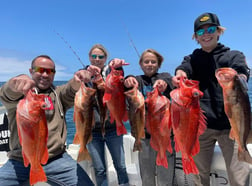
left=0, top=113, right=10, bottom=151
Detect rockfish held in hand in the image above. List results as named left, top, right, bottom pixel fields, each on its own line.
left=145, top=87, right=173, bottom=168
left=103, top=67, right=128, bottom=136
left=16, top=89, right=49, bottom=185
left=170, top=78, right=207, bottom=174
left=92, top=73, right=107, bottom=136
left=125, top=86, right=145, bottom=151
left=215, top=67, right=252, bottom=164
left=73, top=82, right=96, bottom=162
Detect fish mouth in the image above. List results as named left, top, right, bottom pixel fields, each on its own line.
left=215, top=68, right=237, bottom=82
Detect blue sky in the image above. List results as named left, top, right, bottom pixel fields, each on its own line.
left=1, top=0, right=252, bottom=81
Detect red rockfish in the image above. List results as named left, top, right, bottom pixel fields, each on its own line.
left=145, top=87, right=173, bottom=168
left=103, top=67, right=128, bottom=136
left=16, top=89, right=49, bottom=185
left=170, top=78, right=207, bottom=174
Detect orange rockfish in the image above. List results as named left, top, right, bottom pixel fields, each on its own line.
left=92, top=73, right=107, bottom=136
left=103, top=67, right=128, bottom=136
left=145, top=87, right=173, bottom=168
left=170, top=78, right=207, bottom=174
left=16, top=89, right=49, bottom=185
left=125, top=86, right=145, bottom=151
left=73, top=82, right=96, bottom=161
left=215, top=67, right=252, bottom=164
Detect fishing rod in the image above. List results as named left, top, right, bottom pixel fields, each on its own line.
left=118, top=15, right=140, bottom=58
left=54, top=30, right=86, bottom=68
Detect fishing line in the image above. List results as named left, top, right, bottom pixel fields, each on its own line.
left=117, top=14, right=140, bottom=58
left=53, top=30, right=86, bottom=68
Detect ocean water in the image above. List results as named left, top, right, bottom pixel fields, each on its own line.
left=1, top=79, right=252, bottom=146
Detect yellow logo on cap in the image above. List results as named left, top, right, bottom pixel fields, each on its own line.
left=200, top=16, right=210, bottom=22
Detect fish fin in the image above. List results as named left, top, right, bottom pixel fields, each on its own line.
left=238, top=149, right=252, bottom=164
left=123, top=110, right=128, bottom=122
left=197, top=111, right=207, bottom=136
left=229, top=129, right=235, bottom=140
left=77, top=147, right=91, bottom=162
left=182, top=156, right=199, bottom=175
left=174, top=137, right=180, bottom=152
left=72, top=133, right=80, bottom=144
left=225, top=103, right=233, bottom=118
left=103, top=93, right=112, bottom=103
left=150, top=139, right=159, bottom=151
left=191, top=139, right=200, bottom=156
left=23, top=153, right=30, bottom=167
left=133, top=140, right=142, bottom=152
left=156, top=151, right=168, bottom=168
left=166, top=141, right=173, bottom=154
left=41, top=148, right=49, bottom=165
left=116, top=123, right=127, bottom=136
left=17, top=125, right=23, bottom=145
left=29, top=165, right=47, bottom=185
left=140, top=127, right=146, bottom=139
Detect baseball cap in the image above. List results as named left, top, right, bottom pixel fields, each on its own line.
left=194, top=13, right=221, bottom=32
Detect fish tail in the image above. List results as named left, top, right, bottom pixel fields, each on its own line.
left=77, top=148, right=91, bottom=162
left=30, top=165, right=47, bottom=185
left=167, top=142, right=173, bottom=154
left=133, top=140, right=142, bottom=152
left=156, top=152, right=168, bottom=168
left=182, top=156, right=199, bottom=175
left=72, top=133, right=80, bottom=144
left=238, top=149, right=252, bottom=164
left=41, top=148, right=49, bottom=165
left=116, top=123, right=127, bottom=136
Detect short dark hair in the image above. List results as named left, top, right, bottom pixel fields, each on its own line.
left=31, top=55, right=55, bottom=68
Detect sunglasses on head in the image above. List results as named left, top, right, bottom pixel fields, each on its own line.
left=196, top=26, right=217, bottom=36
left=91, top=54, right=105, bottom=59
left=33, top=66, right=56, bottom=74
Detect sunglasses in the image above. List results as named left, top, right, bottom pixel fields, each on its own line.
left=91, top=54, right=105, bottom=59
left=33, top=66, right=56, bottom=74
left=196, top=26, right=217, bottom=36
